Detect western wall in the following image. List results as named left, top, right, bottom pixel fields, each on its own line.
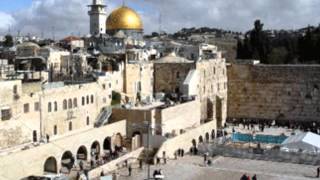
left=227, top=64, right=320, bottom=122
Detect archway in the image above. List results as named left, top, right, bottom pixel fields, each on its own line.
left=192, top=139, right=197, bottom=147
left=199, top=136, right=204, bottom=143
left=205, top=132, right=210, bottom=142
left=77, top=146, right=88, bottom=160
left=103, top=137, right=111, bottom=150
left=114, top=133, right=123, bottom=153
left=211, top=129, right=215, bottom=140
left=61, top=151, right=74, bottom=172
left=44, top=156, right=57, bottom=174
left=91, top=141, right=101, bottom=157
left=132, top=131, right=142, bottom=149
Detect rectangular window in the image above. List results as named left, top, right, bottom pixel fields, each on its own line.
left=1, top=109, right=12, bottom=121
left=34, top=102, right=40, bottom=111
left=24, top=103, right=30, bottom=113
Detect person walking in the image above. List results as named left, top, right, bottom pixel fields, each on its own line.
left=317, top=167, right=320, bottom=178
left=204, top=153, right=208, bottom=163
left=128, top=165, right=132, bottom=176
left=139, top=159, right=143, bottom=169
left=252, top=174, right=257, bottom=180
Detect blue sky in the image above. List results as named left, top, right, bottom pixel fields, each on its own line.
left=0, top=0, right=32, bottom=12
left=1, top=0, right=320, bottom=38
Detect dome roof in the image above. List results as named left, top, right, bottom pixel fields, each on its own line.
left=106, top=6, right=143, bottom=31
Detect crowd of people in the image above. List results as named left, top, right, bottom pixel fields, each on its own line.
left=240, top=174, right=257, bottom=180
left=227, top=118, right=320, bottom=134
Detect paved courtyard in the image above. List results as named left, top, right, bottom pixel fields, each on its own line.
left=116, top=155, right=318, bottom=180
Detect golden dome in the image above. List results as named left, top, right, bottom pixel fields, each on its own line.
left=106, top=6, right=143, bottom=30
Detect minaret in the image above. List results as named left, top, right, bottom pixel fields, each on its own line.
left=88, top=0, right=107, bottom=35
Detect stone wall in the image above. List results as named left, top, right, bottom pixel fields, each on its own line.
left=155, top=121, right=216, bottom=159
left=124, top=62, right=154, bottom=102
left=0, top=120, right=126, bottom=180
left=154, top=62, right=195, bottom=93
left=227, top=64, right=320, bottom=122
left=160, top=100, right=201, bottom=136
left=112, top=100, right=201, bottom=138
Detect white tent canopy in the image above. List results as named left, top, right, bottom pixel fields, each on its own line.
left=281, top=132, right=320, bottom=153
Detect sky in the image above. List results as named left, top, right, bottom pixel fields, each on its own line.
left=0, top=0, right=320, bottom=39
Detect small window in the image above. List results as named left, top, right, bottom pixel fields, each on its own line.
left=1, top=109, right=12, bottom=121
left=68, top=99, right=72, bottom=109
left=109, top=83, right=112, bottom=88
left=54, top=102, right=58, bottom=111
left=102, top=84, right=106, bottom=90
left=73, top=98, right=77, bottom=108
left=24, top=103, right=30, bottom=113
left=91, top=95, right=94, bottom=104
left=176, top=72, right=180, bottom=78
left=213, top=67, right=216, bottom=74
left=53, top=125, right=57, bottom=135
left=48, top=102, right=52, bottom=112
left=82, top=97, right=85, bottom=106
left=13, top=85, right=18, bottom=94
left=63, top=100, right=67, bottom=110
left=69, top=122, right=73, bottom=131
left=86, top=117, right=90, bottom=126
left=34, top=102, right=40, bottom=111
left=86, top=96, right=89, bottom=104
left=103, top=97, right=107, bottom=104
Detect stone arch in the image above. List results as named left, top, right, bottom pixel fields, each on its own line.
left=114, top=133, right=123, bottom=147
left=205, top=132, right=210, bottom=142
left=44, top=156, right=57, bottom=174
left=132, top=131, right=142, bottom=149
left=61, top=151, right=74, bottom=172
left=192, top=139, right=197, bottom=147
left=114, top=133, right=123, bottom=152
left=211, top=129, right=215, bottom=139
left=91, top=141, right=101, bottom=157
left=103, top=137, right=112, bottom=152
left=77, top=146, right=88, bottom=160
left=132, top=131, right=142, bottom=138
left=199, top=136, right=204, bottom=143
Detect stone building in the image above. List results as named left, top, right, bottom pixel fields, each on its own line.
left=0, top=76, right=112, bottom=150
left=154, top=46, right=228, bottom=127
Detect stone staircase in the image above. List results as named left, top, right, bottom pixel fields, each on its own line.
left=94, top=107, right=112, bottom=127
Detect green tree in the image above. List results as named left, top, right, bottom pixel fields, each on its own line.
left=3, top=34, right=14, bottom=47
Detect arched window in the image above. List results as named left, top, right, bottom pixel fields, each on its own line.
left=68, top=99, right=72, bottom=109
left=82, top=97, right=85, bottom=106
left=63, top=100, right=67, bottom=110
left=86, top=116, right=90, bottom=126
left=13, top=85, right=18, bottom=94
left=54, top=102, right=58, bottom=111
left=53, top=125, right=57, bottom=135
left=48, top=102, right=52, bottom=112
left=69, top=122, right=72, bottom=131
left=73, top=98, right=77, bottom=108
left=90, top=95, right=94, bottom=104
left=86, top=96, right=89, bottom=104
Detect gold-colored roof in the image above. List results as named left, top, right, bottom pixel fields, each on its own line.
left=106, top=6, right=143, bottom=30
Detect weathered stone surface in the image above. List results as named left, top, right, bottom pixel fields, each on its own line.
left=227, top=64, right=320, bottom=122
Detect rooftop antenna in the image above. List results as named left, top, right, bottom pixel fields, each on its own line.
left=159, top=12, right=162, bottom=36
left=51, top=26, right=56, bottom=41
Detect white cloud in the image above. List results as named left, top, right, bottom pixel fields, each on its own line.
left=0, top=11, right=15, bottom=32
left=1, top=0, right=320, bottom=38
